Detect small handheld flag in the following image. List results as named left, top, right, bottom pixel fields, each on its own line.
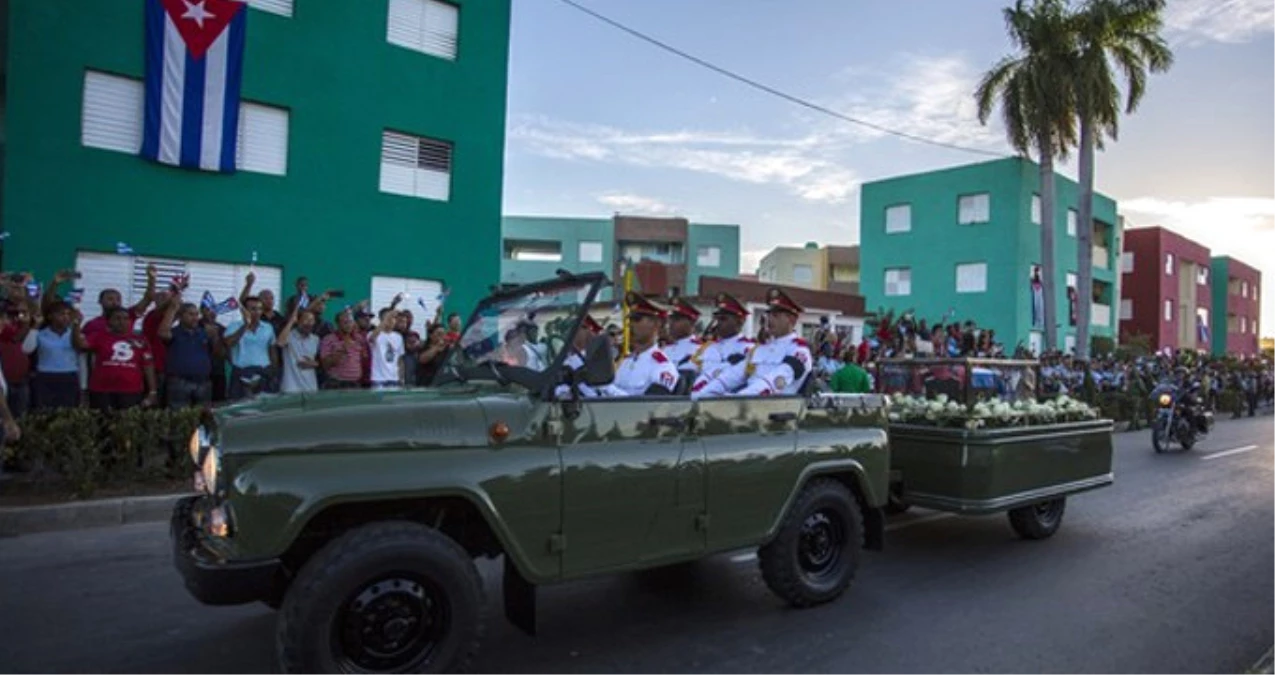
left=214, top=297, right=240, bottom=315
left=65, top=288, right=85, bottom=304
left=116, top=242, right=135, bottom=255
left=298, top=293, right=310, bottom=310
left=26, top=282, right=41, bottom=298
left=0, top=231, right=11, bottom=241
left=201, top=291, right=216, bottom=310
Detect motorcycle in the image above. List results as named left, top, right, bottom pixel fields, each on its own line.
left=1151, top=382, right=1213, bottom=453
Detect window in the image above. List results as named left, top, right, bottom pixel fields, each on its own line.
left=1120, top=298, right=1133, bottom=321
left=696, top=246, right=722, bottom=268
left=503, top=239, right=561, bottom=262
left=578, top=241, right=603, bottom=264
left=1165, top=253, right=1174, bottom=276
left=1241, top=281, right=1249, bottom=298
left=1197, top=307, right=1209, bottom=330
left=1253, top=320, right=1259, bottom=335
left=74, top=252, right=282, bottom=328
left=1067, top=209, right=1078, bottom=237
left=1121, top=252, right=1135, bottom=273
left=371, top=275, right=444, bottom=335
left=1240, top=316, right=1248, bottom=333
left=885, top=204, right=912, bottom=233
left=387, top=0, right=459, bottom=60
left=247, top=0, right=293, bottom=16
left=955, top=262, right=987, bottom=293
left=792, top=264, right=815, bottom=285
left=82, top=71, right=143, bottom=153
left=236, top=103, right=289, bottom=176
left=82, top=71, right=288, bottom=175
left=1031, top=194, right=1042, bottom=225
left=958, top=193, right=990, bottom=224
left=1197, top=267, right=1209, bottom=285
left=379, top=130, right=452, bottom=201
left=1164, top=300, right=1172, bottom=322
left=884, top=267, right=911, bottom=296
left=1064, top=335, right=1076, bottom=353
left=1066, top=272, right=1077, bottom=289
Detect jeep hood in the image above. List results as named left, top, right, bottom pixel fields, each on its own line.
left=211, top=385, right=504, bottom=456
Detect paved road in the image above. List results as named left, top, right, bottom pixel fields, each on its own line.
left=1, top=416, right=1271, bottom=674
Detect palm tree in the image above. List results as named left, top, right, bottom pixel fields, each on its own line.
left=976, top=0, right=1078, bottom=353
left=1071, top=0, right=1174, bottom=360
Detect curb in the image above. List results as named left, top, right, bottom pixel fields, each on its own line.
left=0, top=492, right=191, bottom=537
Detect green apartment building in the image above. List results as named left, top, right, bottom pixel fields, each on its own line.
left=860, top=157, right=1122, bottom=355
left=501, top=215, right=741, bottom=301
left=1, top=0, right=511, bottom=328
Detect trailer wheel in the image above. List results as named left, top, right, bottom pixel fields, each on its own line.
left=1007, top=498, right=1066, bottom=540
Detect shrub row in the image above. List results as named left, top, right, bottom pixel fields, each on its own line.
left=3, top=408, right=202, bottom=497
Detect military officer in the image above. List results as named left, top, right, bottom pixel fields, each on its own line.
left=693, top=288, right=813, bottom=398
left=592, top=293, right=679, bottom=397
left=689, top=292, right=755, bottom=396
left=662, top=297, right=704, bottom=374
left=554, top=314, right=606, bottom=399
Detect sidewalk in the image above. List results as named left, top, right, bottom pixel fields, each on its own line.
left=0, top=492, right=190, bottom=536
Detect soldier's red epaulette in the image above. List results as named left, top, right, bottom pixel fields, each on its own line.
left=793, top=337, right=810, bottom=347
left=738, top=337, right=755, bottom=343
left=651, top=350, right=669, bottom=363
left=691, top=336, right=703, bottom=344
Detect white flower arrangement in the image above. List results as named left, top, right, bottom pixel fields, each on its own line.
left=887, top=393, right=1099, bottom=429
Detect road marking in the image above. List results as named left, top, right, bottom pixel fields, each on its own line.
left=1200, top=445, right=1258, bottom=461
left=885, top=512, right=955, bottom=532
left=730, top=552, right=757, bottom=563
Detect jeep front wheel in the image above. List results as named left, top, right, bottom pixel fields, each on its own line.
left=277, top=521, right=485, bottom=674
left=758, top=478, right=863, bottom=608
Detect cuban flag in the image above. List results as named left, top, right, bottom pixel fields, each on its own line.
left=141, top=0, right=247, bottom=172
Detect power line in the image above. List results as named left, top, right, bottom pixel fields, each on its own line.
left=553, top=0, right=1008, bottom=159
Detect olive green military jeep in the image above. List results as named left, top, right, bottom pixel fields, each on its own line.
left=172, top=272, right=891, bottom=673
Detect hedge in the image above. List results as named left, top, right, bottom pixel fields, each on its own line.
left=2, top=408, right=202, bottom=498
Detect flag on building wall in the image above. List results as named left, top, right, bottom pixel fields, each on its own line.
left=141, top=0, right=248, bottom=172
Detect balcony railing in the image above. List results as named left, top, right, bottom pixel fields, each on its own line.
left=1093, top=246, right=1110, bottom=270
left=1092, top=303, right=1111, bottom=327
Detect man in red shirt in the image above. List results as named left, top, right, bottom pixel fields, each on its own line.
left=142, top=288, right=178, bottom=402
left=74, top=307, right=158, bottom=411
left=82, top=264, right=157, bottom=341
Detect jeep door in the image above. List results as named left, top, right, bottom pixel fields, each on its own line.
left=557, top=397, right=704, bottom=575
left=692, top=396, right=804, bottom=550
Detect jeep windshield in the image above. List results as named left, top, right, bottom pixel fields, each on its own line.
left=433, top=274, right=606, bottom=388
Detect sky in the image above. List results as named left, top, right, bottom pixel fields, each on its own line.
left=499, top=0, right=1275, bottom=336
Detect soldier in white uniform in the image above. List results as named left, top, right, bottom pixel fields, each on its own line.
left=554, top=314, right=605, bottom=399
left=692, top=288, right=813, bottom=398
left=689, top=292, right=755, bottom=397
left=593, top=292, right=679, bottom=397
left=662, top=297, right=704, bottom=386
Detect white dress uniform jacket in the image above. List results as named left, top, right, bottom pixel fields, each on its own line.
left=595, top=344, right=679, bottom=397
left=691, top=331, right=812, bottom=398
left=662, top=336, right=704, bottom=373
left=689, top=333, right=755, bottom=396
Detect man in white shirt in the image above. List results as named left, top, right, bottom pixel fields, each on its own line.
left=369, top=308, right=406, bottom=390
left=594, top=293, right=678, bottom=397
left=276, top=306, right=321, bottom=394
left=554, top=314, right=605, bottom=399
left=693, top=288, right=813, bottom=398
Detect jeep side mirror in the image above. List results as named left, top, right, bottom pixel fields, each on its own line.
left=581, top=334, right=615, bottom=387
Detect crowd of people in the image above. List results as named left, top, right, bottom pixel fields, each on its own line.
left=0, top=267, right=469, bottom=445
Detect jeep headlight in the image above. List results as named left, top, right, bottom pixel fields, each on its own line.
left=189, top=426, right=218, bottom=494
left=201, top=447, right=220, bottom=495
left=188, top=426, right=208, bottom=465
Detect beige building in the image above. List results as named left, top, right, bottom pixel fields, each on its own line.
left=756, top=243, right=860, bottom=294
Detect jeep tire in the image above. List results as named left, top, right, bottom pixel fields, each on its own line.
left=277, top=521, right=486, bottom=674
left=759, top=478, right=863, bottom=608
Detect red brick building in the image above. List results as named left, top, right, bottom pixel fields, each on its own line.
left=1119, top=226, right=1213, bottom=352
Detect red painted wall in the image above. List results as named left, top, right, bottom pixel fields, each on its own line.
left=1120, top=226, right=1212, bottom=351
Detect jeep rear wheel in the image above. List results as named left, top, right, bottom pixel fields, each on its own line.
left=758, top=478, right=863, bottom=608
left=277, top=521, right=485, bottom=674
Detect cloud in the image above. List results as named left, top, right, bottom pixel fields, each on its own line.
left=1164, top=0, right=1275, bottom=45
left=509, top=115, right=859, bottom=204
left=1122, top=196, right=1275, bottom=233
left=595, top=192, right=679, bottom=215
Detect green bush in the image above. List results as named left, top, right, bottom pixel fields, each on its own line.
left=1091, top=336, right=1116, bottom=358
left=4, top=408, right=202, bottom=497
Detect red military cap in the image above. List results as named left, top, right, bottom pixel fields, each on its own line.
left=580, top=314, right=603, bottom=334
left=765, top=287, right=803, bottom=316
left=668, top=297, right=701, bottom=322
left=626, top=291, right=668, bottom=319
left=712, top=292, right=749, bottom=319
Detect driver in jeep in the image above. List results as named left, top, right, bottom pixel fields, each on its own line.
left=692, top=287, right=813, bottom=398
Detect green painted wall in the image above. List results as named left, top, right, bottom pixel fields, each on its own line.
left=685, top=223, right=741, bottom=293
left=861, top=157, right=1121, bottom=353
left=2, top=0, right=511, bottom=315
left=1210, top=257, right=1228, bottom=356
